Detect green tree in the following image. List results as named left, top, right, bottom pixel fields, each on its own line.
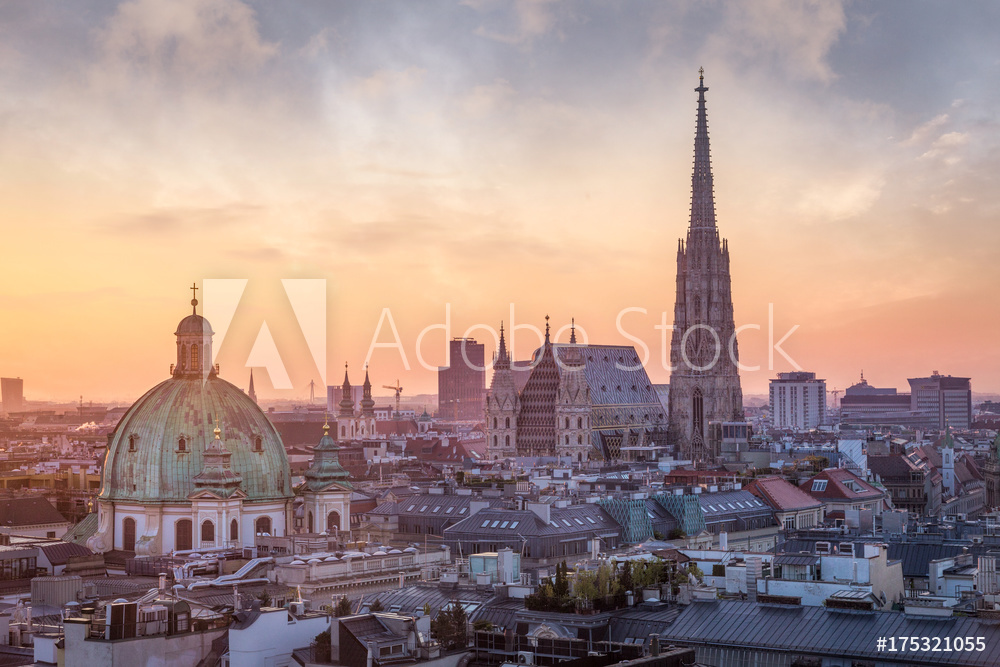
left=618, top=560, right=634, bottom=594
left=335, top=596, right=353, bottom=617
left=455, top=470, right=465, bottom=485
left=369, top=598, right=384, bottom=612
left=423, top=602, right=432, bottom=617
left=553, top=561, right=569, bottom=597
left=256, top=590, right=272, bottom=607
left=432, top=602, right=468, bottom=650
left=314, top=629, right=332, bottom=662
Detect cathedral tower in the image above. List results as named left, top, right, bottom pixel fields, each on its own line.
left=668, top=70, right=744, bottom=460
left=554, top=320, right=592, bottom=462
left=485, top=323, right=518, bottom=459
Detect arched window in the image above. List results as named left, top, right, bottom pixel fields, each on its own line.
left=230, top=518, right=239, bottom=541
left=341, top=425, right=346, bottom=437
left=201, top=520, right=215, bottom=544
left=577, top=417, right=583, bottom=429
left=307, top=512, right=314, bottom=533
left=505, top=435, right=510, bottom=447
left=505, top=417, right=510, bottom=428
left=565, top=435, right=569, bottom=445
left=191, top=344, right=199, bottom=369
left=122, top=517, right=136, bottom=551
left=254, top=436, right=263, bottom=452
left=493, top=417, right=497, bottom=429
left=692, top=388, right=704, bottom=437
left=578, top=435, right=583, bottom=444
left=255, top=516, right=272, bottom=536
left=176, top=519, right=192, bottom=551
left=493, top=435, right=497, bottom=446
left=177, top=437, right=186, bottom=452
left=180, top=344, right=187, bottom=370
left=327, top=511, right=341, bottom=532
left=128, top=435, right=136, bottom=452
left=565, top=417, right=570, bottom=429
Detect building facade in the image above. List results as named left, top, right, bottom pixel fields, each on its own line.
left=908, top=372, right=972, bottom=429
left=485, top=320, right=666, bottom=461
left=0, top=377, right=24, bottom=414
left=438, top=338, right=486, bottom=421
left=768, top=371, right=826, bottom=430
left=668, top=71, right=744, bottom=461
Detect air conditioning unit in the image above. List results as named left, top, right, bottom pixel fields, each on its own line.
left=517, top=651, right=534, bottom=665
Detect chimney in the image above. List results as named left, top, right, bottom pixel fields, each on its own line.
left=527, top=502, right=550, bottom=524
left=159, top=573, right=167, bottom=596
left=367, top=641, right=375, bottom=667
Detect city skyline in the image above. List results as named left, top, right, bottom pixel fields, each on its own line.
left=2, top=1, right=1000, bottom=402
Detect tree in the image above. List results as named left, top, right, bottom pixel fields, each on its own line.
left=423, top=602, right=432, bottom=617
left=369, top=598, right=384, bottom=612
left=553, top=561, right=569, bottom=597
left=314, top=629, right=332, bottom=662
left=432, top=602, right=468, bottom=650
left=455, top=470, right=465, bottom=485
left=256, top=590, right=272, bottom=607
left=335, top=596, right=353, bottom=617
left=618, top=560, right=634, bottom=594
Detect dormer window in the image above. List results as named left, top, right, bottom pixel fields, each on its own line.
left=128, top=435, right=137, bottom=452
left=254, top=436, right=263, bottom=452
left=177, top=437, right=187, bottom=452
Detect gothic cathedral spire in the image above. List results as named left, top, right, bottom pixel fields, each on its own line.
left=668, top=70, right=744, bottom=462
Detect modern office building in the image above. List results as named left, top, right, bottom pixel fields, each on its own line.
left=438, top=338, right=485, bottom=421
left=768, top=371, right=826, bottom=430
left=0, top=377, right=24, bottom=414
left=908, top=372, right=972, bottom=429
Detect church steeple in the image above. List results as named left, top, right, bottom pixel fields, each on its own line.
left=248, top=370, right=257, bottom=404
left=690, top=67, right=717, bottom=230
left=338, top=363, right=354, bottom=417
left=495, top=322, right=510, bottom=371
left=360, top=366, right=375, bottom=417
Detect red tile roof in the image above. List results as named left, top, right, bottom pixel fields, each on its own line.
left=745, top=476, right=824, bottom=512
left=804, top=468, right=884, bottom=502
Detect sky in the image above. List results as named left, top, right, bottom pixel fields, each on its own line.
left=1, top=0, right=999, bottom=403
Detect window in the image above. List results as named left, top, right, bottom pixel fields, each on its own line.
left=565, top=417, right=570, bottom=429
left=562, top=519, right=571, bottom=527
left=585, top=516, right=596, bottom=524
left=500, top=521, right=509, bottom=528
left=254, top=436, right=263, bottom=452
left=420, top=505, right=428, bottom=513
left=577, top=417, right=583, bottom=429
left=692, top=388, right=704, bottom=437
left=509, top=521, right=519, bottom=529
left=432, top=506, right=441, bottom=513
left=191, top=344, right=199, bottom=369
left=176, top=519, right=192, bottom=551
left=201, top=520, right=215, bottom=544
left=491, top=520, right=500, bottom=528
left=445, top=507, right=454, bottom=514
left=177, top=437, right=186, bottom=452
left=128, top=435, right=136, bottom=452
left=230, top=518, right=239, bottom=541
left=493, top=417, right=497, bottom=429
left=256, top=516, right=272, bottom=536
left=505, top=417, right=510, bottom=428
left=407, top=505, right=416, bottom=512
left=811, top=480, right=828, bottom=492
left=459, top=508, right=467, bottom=515
left=574, top=518, right=584, bottom=525
left=481, top=519, right=491, bottom=528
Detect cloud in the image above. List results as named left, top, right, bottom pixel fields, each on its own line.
left=708, top=0, right=847, bottom=82
left=461, top=79, right=515, bottom=117
left=900, top=113, right=949, bottom=147
left=469, top=0, right=564, bottom=45
left=95, top=0, right=278, bottom=88
left=349, top=67, right=427, bottom=100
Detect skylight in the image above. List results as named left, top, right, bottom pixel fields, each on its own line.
left=510, top=521, right=519, bottom=529
left=407, top=505, right=416, bottom=512
left=481, top=519, right=490, bottom=528
left=500, top=521, right=509, bottom=528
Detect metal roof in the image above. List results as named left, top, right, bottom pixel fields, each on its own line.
left=361, top=584, right=494, bottom=618
left=657, top=599, right=1000, bottom=666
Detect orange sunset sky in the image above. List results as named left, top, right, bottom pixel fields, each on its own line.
left=1, top=1, right=999, bottom=403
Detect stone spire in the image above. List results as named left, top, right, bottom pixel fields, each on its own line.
left=690, top=67, right=717, bottom=230
left=248, top=369, right=257, bottom=404
left=191, top=422, right=243, bottom=497
left=338, top=363, right=355, bottom=417
left=495, top=322, right=511, bottom=371
left=360, top=366, right=376, bottom=417
left=304, top=420, right=352, bottom=491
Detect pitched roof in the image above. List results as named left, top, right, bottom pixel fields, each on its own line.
left=657, top=599, right=1000, bottom=665
left=0, top=496, right=67, bottom=527
left=804, top=469, right=884, bottom=502
left=38, top=541, right=93, bottom=565
left=867, top=455, right=915, bottom=480
left=745, top=477, right=824, bottom=512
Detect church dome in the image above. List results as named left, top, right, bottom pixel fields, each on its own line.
left=99, top=291, right=292, bottom=505
left=99, top=374, right=293, bottom=503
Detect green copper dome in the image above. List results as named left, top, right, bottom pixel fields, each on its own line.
left=99, top=374, right=293, bottom=503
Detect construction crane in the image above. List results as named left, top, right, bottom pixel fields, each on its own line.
left=829, top=388, right=842, bottom=411
left=383, top=380, right=403, bottom=419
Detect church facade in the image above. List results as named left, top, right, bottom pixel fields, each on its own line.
left=87, top=291, right=351, bottom=556
left=668, top=71, right=744, bottom=461
left=485, top=319, right=667, bottom=462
